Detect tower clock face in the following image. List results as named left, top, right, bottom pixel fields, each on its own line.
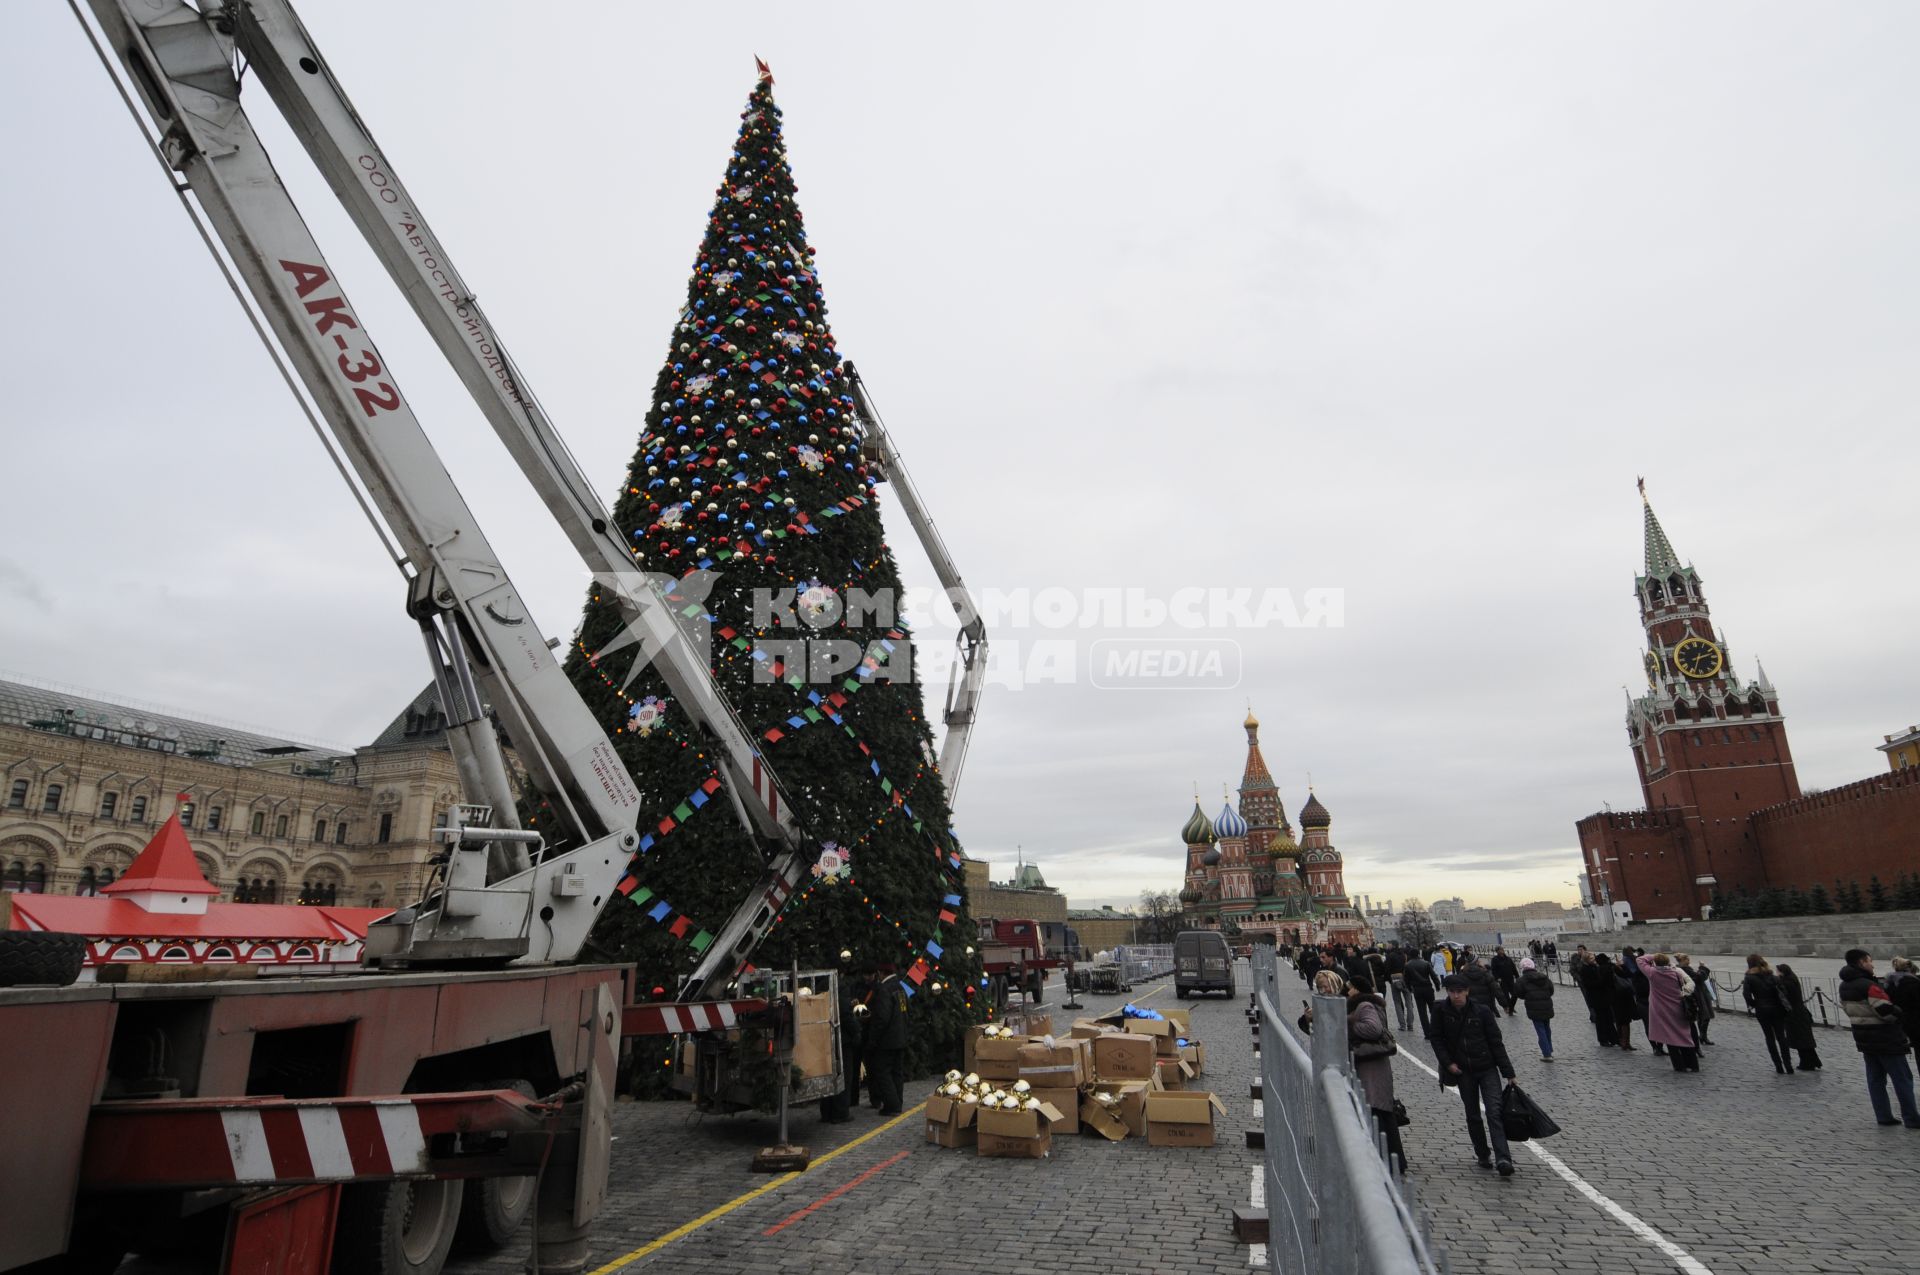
left=1643, top=651, right=1661, bottom=685
left=1673, top=636, right=1723, bottom=680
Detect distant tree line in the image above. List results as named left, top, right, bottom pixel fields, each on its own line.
left=1708, top=874, right=1920, bottom=920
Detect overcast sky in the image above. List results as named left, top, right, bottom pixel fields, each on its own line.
left=4, top=3, right=1917, bottom=915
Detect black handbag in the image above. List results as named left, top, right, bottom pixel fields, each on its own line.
left=1499, top=1083, right=1561, bottom=1143
left=1392, top=1098, right=1412, bottom=1128
left=1351, top=1009, right=1398, bottom=1060
left=1352, top=1029, right=1398, bottom=1061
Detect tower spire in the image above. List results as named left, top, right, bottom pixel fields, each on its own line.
left=1641, top=479, right=1682, bottom=577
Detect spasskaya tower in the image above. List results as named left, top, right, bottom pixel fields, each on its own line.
left=1581, top=482, right=1801, bottom=918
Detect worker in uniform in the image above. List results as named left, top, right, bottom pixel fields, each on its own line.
left=865, top=963, right=909, bottom=1115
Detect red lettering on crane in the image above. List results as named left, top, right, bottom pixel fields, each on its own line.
left=278, top=259, right=331, bottom=298
left=304, top=295, right=359, bottom=336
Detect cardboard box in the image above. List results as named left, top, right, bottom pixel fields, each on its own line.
left=925, top=1095, right=979, bottom=1148
left=1080, top=1095, right=1130, bottom=1141
left=1181, top=1043, right=1205, bottom=1076
left=975, top=1035, right=1024, bottom=1080
left=1029, top=1087, right=1080, bottom=1134
left=1091, top=1032, right=1155, bottom=1081
left=1090, top=1081, right=1150, bottom=1137
left=1016, top=1041, right=1084, bottom=1087
left=962, top=1024, right=988, bottom=1072
left=1145, top=1090, right=1227, bottom=1147
left=1007, top=1009, right=1054, bottom=1038
left=1069, top=1020, right=1108, bottom=1039
left=975, top=1036, right=1025, bottom=1063
left=1128, top=1017, right=1177, bottom=1040
left=794, top=1017, right=835, bottom=1080
left=1162, top=1008, right=1192, bottom=1035
left=975, top=1099, right=1064, bottom=1159
left=1153, top=1056, right=1196, bottom=1090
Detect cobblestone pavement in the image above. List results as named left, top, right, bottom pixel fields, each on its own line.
left=109, top=957, right=1920, bottom=1274
left=446, top=975, right=1260, bottom=1275
left=1263, top=958, right=1920, bottom=1275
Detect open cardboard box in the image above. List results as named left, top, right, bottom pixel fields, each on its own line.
left=975, top=1098, right=1065, bottom=1159
left=1086, top=1080, right=1150, bottom=1138
left=1028, top=1087, right=1080, bottom=1134
left=1152, top=1056, right=1196, bottom=1090
left=1145, top=1090, right=1227, bottom=1147
left=1181, top=1042, right=1206, bottom=1075
left=925, top=1094, right=979, bottom=1148
left=1007, top=1009, right=1054, bottom=1038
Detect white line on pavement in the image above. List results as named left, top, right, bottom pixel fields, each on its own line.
left=1394, top=1049, right=1714, bottom=1275
left=1249, top=1165, right=1267, bottom=1268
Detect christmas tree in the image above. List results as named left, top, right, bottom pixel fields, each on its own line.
left=557, top=64, right=982, bottom=1074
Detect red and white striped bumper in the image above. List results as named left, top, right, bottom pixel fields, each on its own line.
left=620, top=997, right=768, bottom=1037
left=79, top=1089, right=552, bottom=1190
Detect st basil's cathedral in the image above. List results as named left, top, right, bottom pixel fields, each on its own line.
left=1177, top=712, right=1369, bottom=946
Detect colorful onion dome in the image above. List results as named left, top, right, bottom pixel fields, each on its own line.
left=1214, top=801, right=1248, bottom=839
left=1179, top=885, right=1203, bottom=905
left=1299, top=791, right=1331, bottom=830
left=1180, top=801, right=1216, bottom=846
left=1202, top=845, right=1223, bottom=867
left=1267, top=825, right=1299, bottom=859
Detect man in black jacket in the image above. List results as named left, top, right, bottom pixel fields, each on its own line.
left=1431, top=973, right=1518, bottom=1175
left=864, top=965, right=909, bottom=1116
left=1573, top=953, right=1616, bottom=1046
left=1403, top=951, right=1437, bottom=1038
left=1839, top=950, right=1920, bottom=1129
left=1460, top=956, right=1498, bottom=1015
left=1385, top=943, right=1413, bottom=1032
left=1489, top=947, right=1520, bottom=1015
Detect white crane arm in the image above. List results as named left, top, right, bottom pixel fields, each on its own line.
left=77, top=0, right=816, bottom=981
left=217, top=0, right=816, bottom=994
left=842, top=364, right=988, bottom=806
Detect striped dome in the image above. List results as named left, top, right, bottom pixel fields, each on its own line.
left=1180, top=801, right=1216, bottom=846
left=1214, top=801, right=1248, bottom=839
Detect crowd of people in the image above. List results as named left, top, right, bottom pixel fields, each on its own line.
left=1280, top=936, right=1920, bottom=1178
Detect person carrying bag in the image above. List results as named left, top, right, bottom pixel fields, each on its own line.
left=1499, top=1083, right=1562, bottom=1143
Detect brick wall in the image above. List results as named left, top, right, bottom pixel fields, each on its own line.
left=1750, top=767, right=1920, bottom=891
left=1576, top=809, right=1697, bottom=922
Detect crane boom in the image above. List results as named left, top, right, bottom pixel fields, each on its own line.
left=79, top=0, right=814, bottom=985
left=843, top=363, right=988, bottom=805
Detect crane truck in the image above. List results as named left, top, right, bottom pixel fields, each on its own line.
left=0, top=3, right=986, bottom=1272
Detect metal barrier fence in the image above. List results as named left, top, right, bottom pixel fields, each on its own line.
left=1113, top=944, right=1174, bottom=983
left=1252, top=947, right=1448, bottom=1275
left=1547, top=959, right=1848, bottom=1029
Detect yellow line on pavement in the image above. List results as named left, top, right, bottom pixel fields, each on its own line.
left=586, top=1101, right=927, bottom=1274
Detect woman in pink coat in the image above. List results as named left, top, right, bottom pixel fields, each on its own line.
left=1639, top=952, right=1700, bottom=1072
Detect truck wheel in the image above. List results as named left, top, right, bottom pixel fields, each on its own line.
left=333, top=1178, right=464, bottom=1275
left=1177, top=988, right=1189, bottom=1000
left=0, top=931, right=87, bottom=987
left=453, top=1081, right=538, bottom=1252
